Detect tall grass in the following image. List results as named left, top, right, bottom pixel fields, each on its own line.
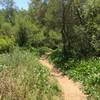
left=0, top=48, right=62, bottom=100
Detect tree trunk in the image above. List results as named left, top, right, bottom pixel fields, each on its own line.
left=61, top=0, right=71, bottom=57
left=61, top=0, right=67, bottom=56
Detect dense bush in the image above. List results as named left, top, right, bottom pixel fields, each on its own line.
left=15, top=15, right=40, bottom=47
left=46, top=30, right=62, bottom=49
left=0, top=22, right=14, bottom=36
left=0, top=36, right=15, bottom=53
left=66, top=58, right=100, bottom=100
left=0, top=48, right=62, bottom=100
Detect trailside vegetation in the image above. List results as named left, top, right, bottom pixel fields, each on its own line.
left=0, top=0, right=100, bottom=99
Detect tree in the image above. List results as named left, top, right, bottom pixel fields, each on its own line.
left=73, top=0, right=100, bottom=57
left=29, top=0, right=47, bottom=24
left=45, top=0, right=75, bottom=57
left=0, top=0, right=16, bottom=25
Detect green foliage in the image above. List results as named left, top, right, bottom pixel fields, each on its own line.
left=45, top=0, right=62, bottom=29
left=30, top=46, right=53, bottom=57
left=66, top=58, right=100, bottom=100
left=37, top=46, right=53, bottom=56
left=15, top=14, right=61, bottom=48
left=0, top=35, right=15, bottom=53
left=49, top=52, right=100, bottom=99
left=0, top=15, right=5, bottom=28
left=49, top=49, right=70, bottom=73
left=47, top=30, right=61, bottom=48
left=0, top=48, right=62, bottom=100
left=0, top=0, right=16, bottom=24
left=0, top=0, right=100, bottom=99
left=0, top=0, right=100, bottom=98
left=73, top=25, right=95, bottom=57
left=0, top=22, right=13, bottom=36
left=0, top=0, right=99, bottom=57
left=73, top=0, right=100, bottom=57
left=32, top=30, right=45, bottom=47
left=49, top=49, right=64, bottom=63
left=15, top=15, right=39, bottom=47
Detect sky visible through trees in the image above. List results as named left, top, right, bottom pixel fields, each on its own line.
left=0, top=0, right=30, bottom=9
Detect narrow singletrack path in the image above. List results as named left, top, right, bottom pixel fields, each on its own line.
left=39, top=58, right=87, bottom=100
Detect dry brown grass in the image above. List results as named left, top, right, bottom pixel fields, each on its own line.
left=0, top=49, right=62, bottom=100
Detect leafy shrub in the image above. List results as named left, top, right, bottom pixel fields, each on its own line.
left=66, top=58, right=100, bottom=100
left=16, top=15, right=40, bottom=47
left=47, top=30, right=62, bottom=48
left=32, top=31, right=45, bottom=47
left=49, top=49, right=69, bottom=72
left=0, top=48, right=62, bottom=100
left=0, top=36, right=15, bottom=53
left=37, top=47, right=53, bottom=56
left=49, top=52, right=100, bottom=100
left=0, top=22, right=13, bottom=36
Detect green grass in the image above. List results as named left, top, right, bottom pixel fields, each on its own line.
left=0, top=48, right=62, bottom=100
left=49, top=50, right=100, bottom=100
left=30, top=46, right=53, bottom=57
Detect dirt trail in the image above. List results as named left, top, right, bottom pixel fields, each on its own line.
left=39, top=58, right=87, bottom=100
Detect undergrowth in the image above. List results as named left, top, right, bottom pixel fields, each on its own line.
left=0, top=48, right=62, bottom=100
left=49, top=49, right=100, bottom=100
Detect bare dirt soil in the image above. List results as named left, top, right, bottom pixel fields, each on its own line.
left=40, top=58, right=87, bottom=100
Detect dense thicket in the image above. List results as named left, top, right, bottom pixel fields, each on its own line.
left=0, top=0, right=99, bottom=57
